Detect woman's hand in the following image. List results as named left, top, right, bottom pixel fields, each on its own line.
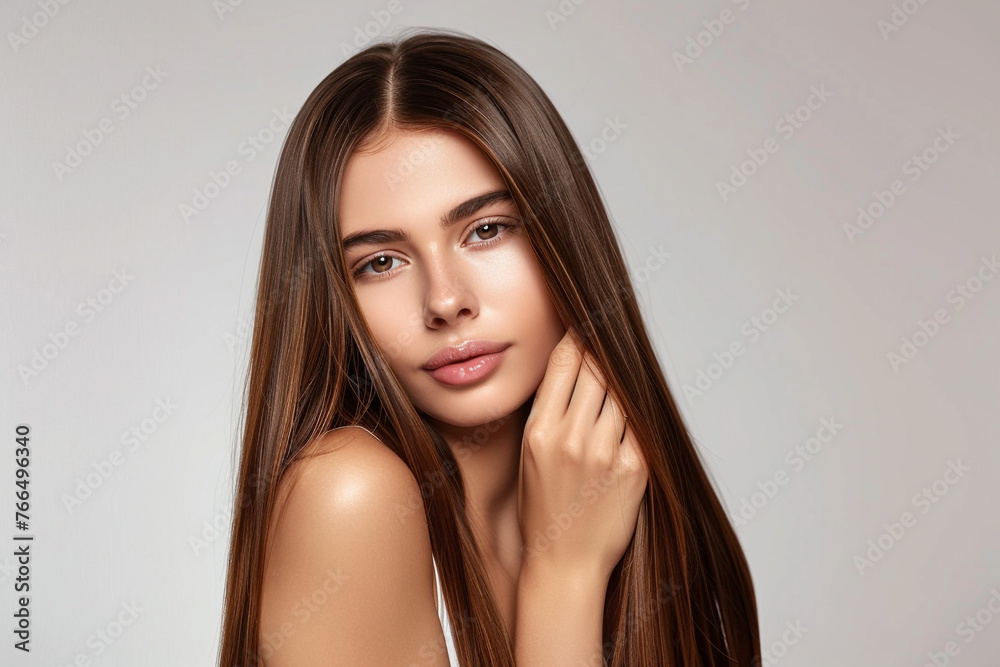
left=517, top=328, right=649, bottom=584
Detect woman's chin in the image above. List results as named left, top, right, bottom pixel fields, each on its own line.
left=418, top=400, right=527, bottom=432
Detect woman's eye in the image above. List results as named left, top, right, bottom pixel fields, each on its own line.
left=358, top=255, right=402, bottom=277
left=352, top=219, right=518, bottom=282
left=469, top=222, right=502, bottom=242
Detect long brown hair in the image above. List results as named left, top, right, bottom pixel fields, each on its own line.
left=218, top=27, right=759, bottom=667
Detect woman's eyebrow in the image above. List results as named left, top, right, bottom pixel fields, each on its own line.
left=341, top=189, right=513, bottom=252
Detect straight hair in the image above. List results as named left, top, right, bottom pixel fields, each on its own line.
left=219, top=27, right=760, bottom=667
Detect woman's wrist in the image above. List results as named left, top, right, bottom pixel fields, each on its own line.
left=518, top=557, right=611, bottom=596
left=515, top=559, right=609, bottom=665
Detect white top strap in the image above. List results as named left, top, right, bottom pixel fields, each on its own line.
left=431, top=555, right=460, bottom=666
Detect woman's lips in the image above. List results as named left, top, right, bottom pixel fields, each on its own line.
left=424, top=349, right=508, bottom=386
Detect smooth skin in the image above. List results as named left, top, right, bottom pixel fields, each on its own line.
left=337, top=126, right=567, bottom=643
left=259, top=128, right=648, bottom=666
left=260, top=428, right=450, bottom=665
left=516, top=329, right=649, bottom=665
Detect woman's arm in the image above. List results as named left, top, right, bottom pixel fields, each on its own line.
left=514, top=562, right=608, bottom=666
left=259, top=427, right=451, bottom=666
left=514, top=330, right=649, bottom=666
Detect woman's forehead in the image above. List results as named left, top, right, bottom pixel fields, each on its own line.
left=338, top=128, right=507, bottom=238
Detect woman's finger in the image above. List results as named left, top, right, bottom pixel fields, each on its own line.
left=619, top=422, right=650, bottom=485
left=595, top=385, right=628, bottom=446
left=529, top=328, right=583, bottom=422
left=567, top=353, right=610, bottom=431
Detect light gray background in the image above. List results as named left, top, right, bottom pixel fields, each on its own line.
left=2, top=0, right=998, bottom=665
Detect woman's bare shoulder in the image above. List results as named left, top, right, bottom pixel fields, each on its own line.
left=259, top=426, right=449, bottom=666
left=291, top=425, right=418, bottom=491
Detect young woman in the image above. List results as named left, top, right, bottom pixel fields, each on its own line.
left=218, top=28, right=760, bottom=667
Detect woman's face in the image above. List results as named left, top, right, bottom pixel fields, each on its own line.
left=338, top=128, right=566, bottom=428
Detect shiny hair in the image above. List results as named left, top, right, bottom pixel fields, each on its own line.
left=219, top=27, right=760, bottom=667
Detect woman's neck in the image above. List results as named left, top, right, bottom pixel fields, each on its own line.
left=426, top=400, right=531, bottom=566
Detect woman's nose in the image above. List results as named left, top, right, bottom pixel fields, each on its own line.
left=423, top=259, right=478, bottom=329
